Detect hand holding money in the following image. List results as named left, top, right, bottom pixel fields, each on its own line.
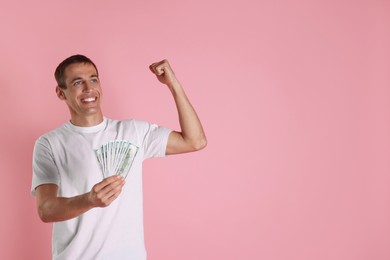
left=87, top=175, right=125, bottom=208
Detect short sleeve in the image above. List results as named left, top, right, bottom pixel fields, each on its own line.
left=142, top=123, right=172, bottom=160
left=31, top=136, right=60, bottom=196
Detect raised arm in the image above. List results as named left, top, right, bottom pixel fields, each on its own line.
left=149, top=59, right=207, bottom=155
left=35, top=175, right=125, bottom=222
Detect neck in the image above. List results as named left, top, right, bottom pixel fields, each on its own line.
left=70, top=113, right=104, bottom=127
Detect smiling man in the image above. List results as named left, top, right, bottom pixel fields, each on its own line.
left=56, top=60, right=103, bottom=126
left=31, top=54, right=206, bottom=260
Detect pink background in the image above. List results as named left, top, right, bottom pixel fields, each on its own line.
left=1, top=0, right=389, bottom=259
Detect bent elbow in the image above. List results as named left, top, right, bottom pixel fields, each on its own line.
left=38, top=209, right=51, bottom=223
left=40, top=217, right=53, bottom=223
left=193, top=137, right=207, bottom=151
left=38, top=204, right=54, bottom=223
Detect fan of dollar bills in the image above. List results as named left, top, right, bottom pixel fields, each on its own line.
left=94, top=140, right=139, bottom=178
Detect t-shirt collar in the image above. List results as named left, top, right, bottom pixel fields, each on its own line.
left=65, top=117, right=107, bottom=133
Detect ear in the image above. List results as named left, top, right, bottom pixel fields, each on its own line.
left=56, top=86, right=66, bottom=100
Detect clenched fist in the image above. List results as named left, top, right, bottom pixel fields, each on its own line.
left=149, top=59, right=179, bottom=88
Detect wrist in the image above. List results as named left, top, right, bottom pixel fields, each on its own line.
left=84, top=192, right=95, bottom=209
left=167, top=79, right=183, bottom=94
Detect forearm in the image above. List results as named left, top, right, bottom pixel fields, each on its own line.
left=36, top=176, right=125, bottom=223
left=38, top=193, right=93, bottom=222
left=149, top=59, right=207, bottom=154
left=169, top=80, right=207, bottom=151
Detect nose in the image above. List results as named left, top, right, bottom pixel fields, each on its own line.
left=83, top=81, right=93, bottom=92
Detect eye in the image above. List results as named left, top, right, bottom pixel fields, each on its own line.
left=91, top=78, right=99, bottom=83
left=73, top=80, right=83, bottom=86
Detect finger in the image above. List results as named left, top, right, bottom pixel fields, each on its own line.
left=149, top=61, right=163, bottom=72
left=100, top=177, right=125, bottom=194
left=94, top=175, right=123, bottom=192
left=150, top=64, right=164, bottom=76
left=156, top=66, right=165, bottom=76
left=94, top=178, right=124, bottom=204
left=149, top=63, right=158, bottom=74
left=149, top=60, right=170, bottom=76
left=103, top=187, right=123, bottom=204
left=100, top=182, right=125, bottom=205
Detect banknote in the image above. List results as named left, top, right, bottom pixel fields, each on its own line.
left=94, top=140, right=139, bottom=178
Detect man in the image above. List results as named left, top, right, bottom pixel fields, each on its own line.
left=31, top=54, right=206, bottom=259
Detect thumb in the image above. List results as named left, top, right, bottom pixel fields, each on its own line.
left=149, top=63, right=164, bottom=76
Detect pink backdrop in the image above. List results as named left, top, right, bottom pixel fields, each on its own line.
left=1, top=0, right=389, bottom=259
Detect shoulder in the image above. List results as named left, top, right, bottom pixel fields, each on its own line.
left=34, top=123, right=69, bottom=147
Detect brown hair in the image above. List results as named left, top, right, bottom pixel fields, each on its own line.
left=54, top=54, right=99, bottom=89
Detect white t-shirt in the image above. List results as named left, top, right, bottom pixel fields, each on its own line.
left=32, top=118, right=172, bottom=260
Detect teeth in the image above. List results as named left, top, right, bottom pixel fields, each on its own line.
left=82, top=97, right=95, bottom=102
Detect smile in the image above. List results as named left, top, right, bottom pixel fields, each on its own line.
left=81, top=97, right=97, bottom=103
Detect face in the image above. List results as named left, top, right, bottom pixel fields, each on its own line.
left=56, top=62, right=103, bottom=125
